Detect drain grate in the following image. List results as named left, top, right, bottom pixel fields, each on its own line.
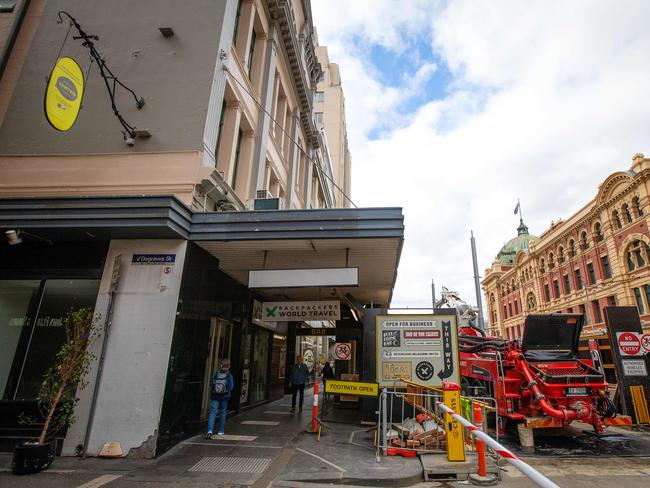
left=189, top=456, right=272, bottom=474
left=241, top=420, right=280, bottom=426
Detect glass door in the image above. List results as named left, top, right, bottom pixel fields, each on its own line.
left=201, top=318, right=232, bottom=418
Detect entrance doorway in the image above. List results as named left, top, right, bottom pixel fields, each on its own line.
left=201, top=318, right=232, bottom=418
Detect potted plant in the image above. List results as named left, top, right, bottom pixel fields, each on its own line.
left=13, top=307, right=100, bottom=475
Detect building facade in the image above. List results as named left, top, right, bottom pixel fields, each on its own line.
left=0, top=0, right=404, bottom=458
left=314, top=40, right=352, bottom=208
left=483, top=153, right=650, bottom=339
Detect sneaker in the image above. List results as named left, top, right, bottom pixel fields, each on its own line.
left=217, top=432, right=225, bottom=436
left=205, top=432, right=212, bottom=439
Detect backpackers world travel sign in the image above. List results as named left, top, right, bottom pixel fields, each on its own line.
left=262, top=301, right=340, bottom=321
left=376, top=314, right=460, bottom=388
left=45, top=57, right=84, bottom=131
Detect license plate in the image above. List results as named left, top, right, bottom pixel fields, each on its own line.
left=566, top=387, right=588, bottom=396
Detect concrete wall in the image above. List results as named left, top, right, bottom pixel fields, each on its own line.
left=63, top=239, right=187, bottom=458
left=0, top=0, right=226, bottom=154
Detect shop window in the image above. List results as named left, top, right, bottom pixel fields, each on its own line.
left=0, top=280, right=41, bottom=399
left=12, top=280, right=100, bottom=400
left=587, top=262, right=596, bottom=285
left=594, top=222, right=603, bottom=242
left=623, top=204, right=633, bottom=224
left=612, top=210, right=622, bottom=229
left=634, top=196, right=644, bottom=217
left=249, top=328, right=270, bottom=404
left=553, top=279, right=560, bottom=298
left=581, top=231, right=589, bottom=250
left=634, top=287, right=645, bottom=315
left=563, top=274, right=571, bottom=294
left=569, top=239, right=576, bottom=257
left=574, top=268, right=583, bottom=289
left=601, top=255, right=612, bottom=279
left=592, top=300, right=603, bottom=323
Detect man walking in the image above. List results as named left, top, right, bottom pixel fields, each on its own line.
left=206, top=358, right=234, bottom=438
left=290, top=355, right=310, bottom=412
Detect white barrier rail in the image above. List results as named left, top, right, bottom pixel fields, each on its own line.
left=436, top=401, right=560, bottom=488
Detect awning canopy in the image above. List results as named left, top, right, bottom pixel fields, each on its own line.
left=0, top=196, right=404, bottom=306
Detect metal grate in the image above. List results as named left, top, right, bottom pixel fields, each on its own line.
left=189, top=456, right=272, bottom=474
left=241, top=420, right=280, bottom=426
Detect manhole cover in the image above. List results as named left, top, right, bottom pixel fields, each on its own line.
left=189, top=456, right=272, bottom=474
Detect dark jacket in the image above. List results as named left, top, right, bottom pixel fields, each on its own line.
left=290, top=363, right=310, bottom=385
left=321, top=362, right=334, bottom=380
left=210, top=368, right=234, bottom=400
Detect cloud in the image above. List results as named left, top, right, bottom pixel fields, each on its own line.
left=312, top=0, right=650, bottom=313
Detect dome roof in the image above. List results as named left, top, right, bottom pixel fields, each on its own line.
left=496, top=220, right=539, bottom=265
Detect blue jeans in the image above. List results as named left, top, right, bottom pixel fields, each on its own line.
left=208, top=398, right=228, bottom=434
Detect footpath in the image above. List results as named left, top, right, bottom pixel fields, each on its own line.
left=2, top=390, right=650, bottom=488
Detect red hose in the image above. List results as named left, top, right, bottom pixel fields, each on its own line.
left=511, top=354, right=579, bottom=422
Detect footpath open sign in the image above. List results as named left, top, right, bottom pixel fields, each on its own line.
left=325, top=379, right=378, bottom=397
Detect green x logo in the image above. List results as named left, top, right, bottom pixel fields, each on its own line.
left=265, top=306, right=277, bottom=318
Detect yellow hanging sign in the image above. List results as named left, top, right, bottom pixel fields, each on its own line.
left=44, top=56, right=84, bottom=131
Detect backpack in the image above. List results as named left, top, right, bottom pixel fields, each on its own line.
left=213, top=371, right=230, bottom=396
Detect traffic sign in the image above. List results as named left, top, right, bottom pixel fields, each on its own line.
left=618, top=332, right=641, bottom=356
left=641, top=334, right=650, bottom=353
left=335, top=343, right=351, bottom=360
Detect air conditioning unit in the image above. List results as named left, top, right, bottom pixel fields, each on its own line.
left=253, top=197, right=283, bottom=210
left=256, top=189, right=270, bottom=199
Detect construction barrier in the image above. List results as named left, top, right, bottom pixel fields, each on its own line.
left=630, top=385, right=650, bottom=424
left=436, top=400, right=560, bottom=488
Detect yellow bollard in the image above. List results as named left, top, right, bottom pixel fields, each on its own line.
left=442, top=381, right=466, bottom=462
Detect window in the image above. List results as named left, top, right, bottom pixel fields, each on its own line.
left=214, top=100, right=227, bottom=162
left=581, top=231, right=589, bottom=250
left=233, top=0, right=242, bottom=44
left=634, top=196, right=644, bottom=217
left=579, top=304, right=588, bottom=323
left=314, top=112, right=323, bottom=124
left=592, top=300, right=603, bottom=323
left=526, top=292, right=536, bottom=311
left=601, top=255, right=612, bottom=279
left=314, top=91, right=324, bottom=103
left=559, top=246, right=565, bottom=263
left=503, top=305, right=508, bottom=318
left=623, top=204, right=633, bottom=224
left=569, top=239, right=576, bottom=257
left=508, top=303, right=513, bottom=316
left=594, top=222, right=603, bottom=242
left=319, top=71, right=325, bottom=82
left=567, top=307, right=573, bottom=313
left=587, top=262, right=596, bottom=285
left=574, top=268, right=583, bottom=289
left=540, top=258, right=546, bottom=273
left=626, top=240, right=649, bottom=272
left=231, top=129, right=243, bottom=189
left=247, top=29, right=256, bottom=79
left=645, top=286, right=650, bottom=313
left=553, top=279, right=560, bottom=298
left=563, top=274, right=571, bottom=294
left=613, top=210, right=622, bottom=229
left=544, top=283, right=551, bottom=302
left=607, top=295, right=617, bottom=306
left=634, top=287, right=645, bottom=315
left=514, top=300, right=519, bottom=314
left=549, top=253, right=555, bottom=269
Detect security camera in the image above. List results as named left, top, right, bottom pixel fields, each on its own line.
left=5, top=230, right=22, bottom=245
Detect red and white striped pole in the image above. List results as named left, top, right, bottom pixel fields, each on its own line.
left=436, top=400, right=559, bottom=488
left=312, top=381, right=319, bottom=432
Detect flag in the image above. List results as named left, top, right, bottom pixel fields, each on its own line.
left=514, top=202, right=520, bottom=215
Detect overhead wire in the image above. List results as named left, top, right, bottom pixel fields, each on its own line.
left=224, top=65, right=357, bottom=208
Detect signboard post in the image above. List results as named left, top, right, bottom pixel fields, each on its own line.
left=376, top=314, right=460, bottom=387
left=604, top=306, right=650, bottom=423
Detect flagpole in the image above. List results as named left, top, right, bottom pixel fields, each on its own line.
left=518, top=198, right=523, bottom=225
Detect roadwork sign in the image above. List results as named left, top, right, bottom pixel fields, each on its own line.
left=376, top=314, right=459, bottom=388
left=324, top=379, right=378, bottom=397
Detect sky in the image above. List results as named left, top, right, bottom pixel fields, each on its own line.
left=311, top=0, right=650, bottom=312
